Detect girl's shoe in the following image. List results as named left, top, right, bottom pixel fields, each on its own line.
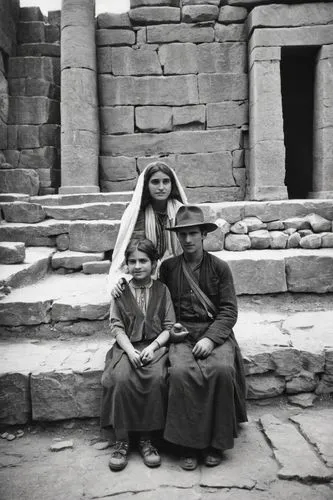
left=138, top=439, right=161, bottom=467
left=180, top=447, right=198, bottom=470
left=109, top=440, right=129, bottom=471
left=202, top=447, right=222, bottom=467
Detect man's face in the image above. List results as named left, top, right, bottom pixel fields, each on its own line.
left=176, top=226, right=205, bottom=255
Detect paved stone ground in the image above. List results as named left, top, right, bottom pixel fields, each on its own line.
left=1, top=399, right=332, bottom=500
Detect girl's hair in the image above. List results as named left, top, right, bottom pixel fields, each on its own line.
left=125, top=238, right=159, bottom=265
left=140, top=161, right=182, bottom=209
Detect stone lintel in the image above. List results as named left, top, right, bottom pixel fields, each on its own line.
left=249, top=46, right=281, bottom=70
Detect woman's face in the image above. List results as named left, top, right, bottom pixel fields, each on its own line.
left=148, top=171, right=172, bottom=202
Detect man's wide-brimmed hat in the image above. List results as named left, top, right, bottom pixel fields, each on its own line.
left=166, top=205, right=217, bottom=233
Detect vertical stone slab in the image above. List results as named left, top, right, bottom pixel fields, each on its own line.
left=248, top=45, right=288, bottom=201
left=60, top=0, right=100, bottom=194
left=311, top=45, right=333, bottom=199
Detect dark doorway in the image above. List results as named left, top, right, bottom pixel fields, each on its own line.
left=281, top=46, right=318, bottom=199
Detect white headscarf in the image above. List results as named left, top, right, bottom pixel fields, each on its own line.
left=107, top=163, right=188, bottom=294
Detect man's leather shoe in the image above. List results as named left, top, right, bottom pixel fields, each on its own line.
left=109, top=440, right=129, bottom=471
left=180, top=448, right=198, bottom=470
left=203, top=447, right=222, bottom=467
left=138, top=439, right=161, bottom=468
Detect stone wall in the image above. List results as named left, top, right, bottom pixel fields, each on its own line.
left=0, top=6, right=61, bottom=196
left=97, top=1, right=249, bottom=202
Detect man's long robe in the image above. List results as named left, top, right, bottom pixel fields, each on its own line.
left=159, top=251, right=247, bottom=451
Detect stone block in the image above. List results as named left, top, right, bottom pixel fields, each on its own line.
left=52, top=295, right=109, bottom=322
left=247, top=375, right=285, bottom=399
left=99, top=74, right=199, bottom=106
left=101, top=179, right=136, bottom=192
left=197, top=42, right=247, bottom=73
left=219, top=6, right=247, bottom=24
left=286, top=371, right=318, bottom=394
left=17, top=21, right=45, bottom=44
left=56, top=234, right=69, bottom=251
left=9, top=78, right=59, bottom=99
left=198, top=73, right=248, bottom=103
left=112, top=46, right=162, bottom=75
left=287, top=232, right=301, bottom=249
left=207, top=101, right=248, bottom=128
left=182, top=0, right=219, bottom=4
left=147, top=23, right=214, bottom=43
left=102, top=129, right=240, bottom=156
left=97, top=12, right=131, bottom=29
left=9, top=56, right=58, bottom=81
left=8, top=96, right=59, bottom=125
left=69, top=221, right=120, bottom=252
left=186, top=186, right=243, bottom=203
left=172, top=105, right=205, bottom=128
left=52, top=250, right=104, bottom=270
left=0, top=242, right=25, bottom=264
left=242, top=216, right=266, bottom=231
left=300, top=234, right=322, bottom=249
left=48, top=11, right=61, bottom=26
left=19, top=147, right=58, bottom=170
left=225, top=233, right=250, bottom=250
left=131, top=0, right=180, bottom=6
left=129, top=7, right=180, bottom=25
left=31, top=370, right=103, bottom=420
left=19, top=6, right=43, bottom=21
left=8, top=124, right=40, bottom=149
left=322, top=233, right=333, bottom=248
left=0, top=373, right=31, bottom=425
left=203, top=227, right=224, bottom=252
left=0, top=298, right=53, bottom=326
left=285, top=250, right=333, bottom=293
left=159, top=43, right=197, bottom=74
left=283, top=216, right=310, bottom=231
left=0, top=168, right=39, bottom=195
left=61, top=26, right=96, bottom=71
left=61, top=0, right=95, bottom=28
left=99, top=156, right=137, bottom=182
left=271, top=349, right=302, bottom=377
left=172, top=151, right=234, bottom=187
left=215, top=23, right=246, bottom=42
left=249, top=229, right=271, bottom=249
left=97, top=47, right=112, bottom=73
left=39, top=124, right=60, bottom=148
left=249, top=26, right=333, bottom=52
left=136, top=106, right=172, bottom=132
left=82, top=261, right=111, bottom=274
left=306, top=213, right=331, bottom=233
left=182, top=5, right=218, bottom=22
left=1, top=202, right=46, bottom=223
left=270, top=231, right=288, bottom=249
left=96, top=29, right=135, bottom=47
left=221, top=250, right=288, bottom=294
left=100, top=106, right=134, bottom=134
left=45, top=24, right=59, bottom=43
left=44, top=202, right=127, bottom=221
left=17, top=43, right=60, bottom=57
left=230, top=221, right=247, bottom=234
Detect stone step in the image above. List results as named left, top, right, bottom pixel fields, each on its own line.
left=0, top=246, right=55, bottom=290
left=30, top=191, right=133, bottom=206
left=1, top=294, right=332, bottom=424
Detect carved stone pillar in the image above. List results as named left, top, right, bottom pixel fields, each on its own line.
left=60, top=0, right=100, bottom=194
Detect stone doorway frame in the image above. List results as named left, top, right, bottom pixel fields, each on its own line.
left=248, top=25, right=333, bottom=201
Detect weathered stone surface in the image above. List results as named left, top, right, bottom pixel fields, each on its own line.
left=0, top=168, right=39, bottom=195
left=16, top=43, right=60, bottom=57
left=230, top=221, right=247, bottom=234
left=271, top=348, right=302, bottom=377
left=247, top=375, right=285, bottom=399
left=287, top=232, right=301, bottom=248
left=1, top=201, right=46, bottom=223
left=112, top=46, right=162, bottom=75
left=19, top=147, right=58, bottom=170
left=306, top=213, right=331, bottom=233
left=0, top=242, right=25, bottom=264
left=0, top=298, right=52, bottom=326
left=221, top=250, right=287, bottom=294
left=0, top=220, right=70, bottom=246
left=250, top=26, right=333, bottom=51
left=56, top=234, right=69, bottom=251
left=136, top=106, right=173, bottom=132
left=69, top=221, right=120, bottom=252
left=198, top=42, right=247, bottom=73
left=198, top=73, right=248, bottom=102
left=99, top=74, right=199, bottom=106
left=102, top=130, right=240, bottom=156
left=283, top=216, right=310, bottom=230
left=50, top=440, right=74, bottom=451
left=288, top=393, right=316, bottom=408
left=316, top=350, right=333, bottom=394
left=269, top=231, right=288, bottom=249
left=8, top=96, right=59, bottom=125
left=44, top=202, right=127, bottom=221
left=52, top=293, right=109, bottom=321
left=285, top=249, right=333, bottom=292
left=207, top=101, right=248, bottom=128
left=219, top=6, right=248, bottom=24
left=82, top=261, right=111, bottom=274
left=225, top=233, right=250, bottom=250
left=0, top=247, right=54, bottom=289
left=173, top=105, right=205, bottom=128
left=17, top=21, right=45, bottom=44
left=97, top=46, right=112, bottom=73
left=249, top=229, right=271, bottom=249
left=61, top=25, right=96, bottom=71
left=243, top=216, right=266, bottom=231
left=99, top=156, right=136, bottom=182
left=300, top=234, right=322, bottom=249
left=0, top=373, right=30, bottom=425
left=182, top=5, right=219, bottom=23
left=267, top=220, right=284, bottom=230
left=20, top=6, right=44, bottom=21
left=215, top=23, right=246, bottom=42
left=52, top=250, right=104, bottom=270
left=260, top=414, right=332, bottom=481
left=100, top=106, right=134, bottom=134
left=97, top=29, right=136, bottom=47
left=290, top=410, right=333, bottom=467
left=129, top=7, right=180, bottom=25
left=286, top=371, right=318, bottom=394
left=97, top=12, right=131, bottom=29
left=203, top=227, right=224, bottom=252
left=159, top=43, right=197, bottom=74
left=322, top=232, right=333, bottom=248
left=147, top=23, right=214, bottom=43
left=101, top=179, right=137, bottom=192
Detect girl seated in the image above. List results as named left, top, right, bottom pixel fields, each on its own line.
left=101, top=238, right=175, bottom=471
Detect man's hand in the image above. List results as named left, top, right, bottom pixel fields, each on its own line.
left=192, top=338, right=215, bottom=359
left=127, top=348, right=143, bottom=368
left=140, top=345, right=155, bottom=365
left=111, top=279, right=126, bottom=299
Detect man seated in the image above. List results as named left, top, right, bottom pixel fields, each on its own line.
left=160, top=205, right=247, bottom=470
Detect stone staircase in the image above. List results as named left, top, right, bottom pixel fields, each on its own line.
left=0, top=193, right=333, bottom=425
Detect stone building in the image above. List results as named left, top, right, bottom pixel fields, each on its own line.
left=0, top=0, right=332, bottom=203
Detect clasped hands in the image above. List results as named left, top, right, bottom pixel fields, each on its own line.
left=127, top=344, right=156, bottom=368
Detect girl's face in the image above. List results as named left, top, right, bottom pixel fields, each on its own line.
left=127, top=249, right=154, bottom=283
left=148, top=171, right=172, bottom=202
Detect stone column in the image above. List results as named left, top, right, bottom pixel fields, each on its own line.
left=248, top=45, right=288, bottom=200
left=60, top=0, right=100, bottom=194
left=310, top=45, right=333, bottom=199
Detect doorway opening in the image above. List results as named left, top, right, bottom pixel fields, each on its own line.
left=281, top=46, right=318, bottom=199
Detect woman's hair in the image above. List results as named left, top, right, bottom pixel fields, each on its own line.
left=140, top=161, right=182, bottom=209
left=125, top=238, right=159, bottom=265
